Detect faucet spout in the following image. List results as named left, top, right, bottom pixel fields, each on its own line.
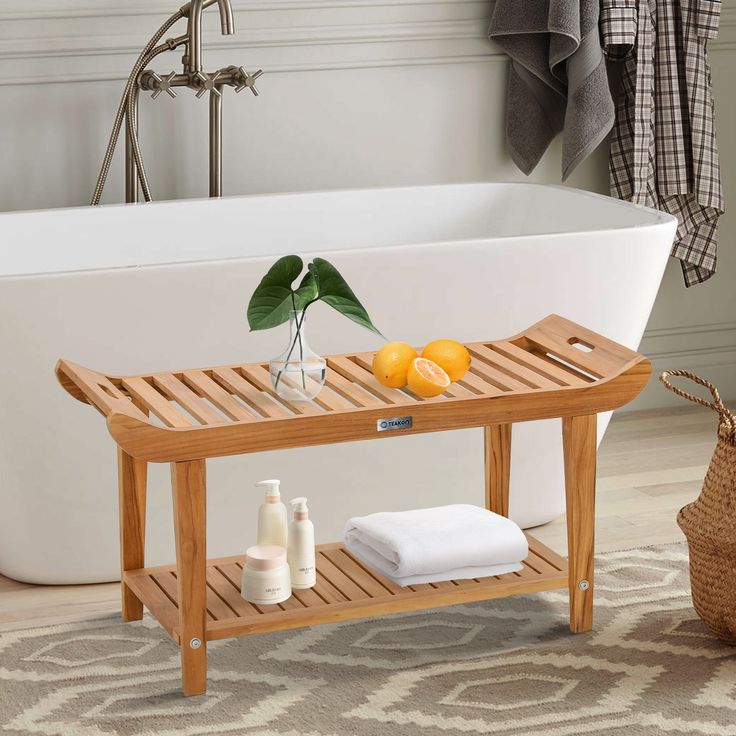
left=181, top=0, right=235, bottom=73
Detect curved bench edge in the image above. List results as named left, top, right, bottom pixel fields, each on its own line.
left=56, top=359, right=90, bottom=405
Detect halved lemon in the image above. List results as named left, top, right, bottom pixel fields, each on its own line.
left=407, top=357, right=450, bottom=398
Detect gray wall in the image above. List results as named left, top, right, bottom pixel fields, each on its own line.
left=1, top=0, right=734, bottom=407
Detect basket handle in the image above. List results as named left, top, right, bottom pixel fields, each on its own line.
left=660, top=370, right=736, bottom=433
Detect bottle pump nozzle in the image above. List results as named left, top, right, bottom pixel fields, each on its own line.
left=256, top=479, right=280, bottom=499
left=290, top=497, right=309, bottom=519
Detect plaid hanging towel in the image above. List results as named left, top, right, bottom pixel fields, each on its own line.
left=601, top=0, right=724, bottom=287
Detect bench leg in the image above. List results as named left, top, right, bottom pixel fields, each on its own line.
left=562, top=414, right=597, bottom=633
left=171, top=459, right=208, bottom=696
left=118, top=448, right=147, bottom=622
left=484, top=424, right=512, bottom=517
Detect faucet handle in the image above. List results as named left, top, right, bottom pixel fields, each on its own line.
left=234, top=67, right=263, bottom=96
left=194, top=70, right=224, bottom=99
left=140, top=70, right=178, bottom=99
left=153, top=71, right=178, bottom=99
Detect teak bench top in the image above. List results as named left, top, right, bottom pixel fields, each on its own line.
left=56, top=314, right=651, bottom=463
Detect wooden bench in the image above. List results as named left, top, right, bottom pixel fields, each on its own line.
left=56, top=314, right=650, bottom=696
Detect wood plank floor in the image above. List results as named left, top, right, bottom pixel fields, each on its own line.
left=0, top=404, right=724, bottom=632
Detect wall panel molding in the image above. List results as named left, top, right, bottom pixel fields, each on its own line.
left=1, top=2, right=733, bottom=86
left=0, top=20, right=492, bottom=61
left=0, top=0, right=487, bottom=20
left=0, top=0, right=498, bottom=85
left=631, top=320, right=736, bottom=410
left=642, top=319, right=736, bottom=364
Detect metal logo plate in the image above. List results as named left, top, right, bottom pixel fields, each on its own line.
left=377, top=416, right=413, bottom=432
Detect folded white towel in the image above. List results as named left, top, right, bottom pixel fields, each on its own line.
left=343, top=504, right=528, bottom=586
left=346, top=549, right=523, bottom=586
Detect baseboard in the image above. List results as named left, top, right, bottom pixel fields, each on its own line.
left=625, top=321, right=736, bottom=411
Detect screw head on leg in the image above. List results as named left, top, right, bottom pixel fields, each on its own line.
left=578, top=579, right=590, bottom=591
left=189, top=637, right=203, bottom=650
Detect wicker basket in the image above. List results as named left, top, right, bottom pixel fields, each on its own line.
left=660, top=370, right=736, bottom=644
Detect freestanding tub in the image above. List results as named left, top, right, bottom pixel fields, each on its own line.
left=0, top=183, right=676, bottom=584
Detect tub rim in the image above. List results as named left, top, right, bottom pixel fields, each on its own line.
left=0, top=181, right=677, bottom=280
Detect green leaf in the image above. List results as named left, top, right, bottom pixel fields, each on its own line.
left=308, top=262, right=320, bottom=291
left=310, top=258, right=384, bottom=338
left=296, top=270, right=319, bottom=304
left=247, top=255, right=304, bottom=330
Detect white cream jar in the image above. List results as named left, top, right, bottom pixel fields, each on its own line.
left=241, top=545, right=292, bottom=605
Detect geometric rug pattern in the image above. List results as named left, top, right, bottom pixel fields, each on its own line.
left=2, top=543, right=735, bottom=735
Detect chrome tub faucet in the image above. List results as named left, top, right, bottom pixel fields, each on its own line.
left=91, top=0, right=263, bottom=205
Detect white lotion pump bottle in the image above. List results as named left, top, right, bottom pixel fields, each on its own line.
left=287, top=497, right=316, bottom=589
left=256, top=480, right=288, bottom=548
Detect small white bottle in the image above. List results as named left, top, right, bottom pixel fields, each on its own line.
left=287, top=497, right=316, bottom=589
left=256, top=479, right=288, bottom=548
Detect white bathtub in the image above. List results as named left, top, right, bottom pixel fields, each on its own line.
left=0, top=183, right=675, bottom=584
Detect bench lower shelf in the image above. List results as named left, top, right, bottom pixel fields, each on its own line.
left=124, top=533, right=568, bottom=644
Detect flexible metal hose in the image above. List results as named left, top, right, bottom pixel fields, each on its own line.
left=126, top=86, right=146, bottom=200
left=90, top=10, right=184, bottom=205
left=125, top=39, right=180, bottom=202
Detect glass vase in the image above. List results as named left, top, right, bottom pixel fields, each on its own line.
left=269, top=311, right=326, bottom=402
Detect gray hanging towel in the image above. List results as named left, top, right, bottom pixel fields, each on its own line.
left=489, top=0, right=614, bottom=179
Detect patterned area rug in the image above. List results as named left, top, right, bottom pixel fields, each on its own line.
left=2, top=543, right=735, bottom=736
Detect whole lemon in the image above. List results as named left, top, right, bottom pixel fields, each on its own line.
left=407, top=357, right=450, bottom=398
left=372, top=342, right=418, bottom=388
left=421, top=339, right=471, bottom=382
